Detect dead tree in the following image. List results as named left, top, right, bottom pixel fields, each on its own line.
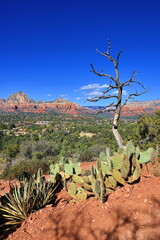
left=88, top=40, right=149, bottom=147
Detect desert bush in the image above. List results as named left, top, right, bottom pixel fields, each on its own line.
left=1, top=159, right=50, bottom=180
left=19, top=140, right=58, bottom=160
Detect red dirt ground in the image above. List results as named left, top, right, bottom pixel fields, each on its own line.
left=1, top=163, right=160, bottom=240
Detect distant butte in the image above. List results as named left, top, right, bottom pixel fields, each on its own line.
left=0, top=91, right=87, bottom=115
left=0, top=91, right=159, bottom=116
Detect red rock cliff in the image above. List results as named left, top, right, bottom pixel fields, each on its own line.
left=0, top=92, right=87, bottom=115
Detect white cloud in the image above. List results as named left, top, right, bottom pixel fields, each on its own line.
left=80, top=83, right=108, bottom=91
left=87, top=91, right=103, bottom=97
left=60, top=94, right=68, bottom=97
left=78, top=83, right=107, bottom=98
left=47, top=94, right=52, bottom=97
left=112, top=90, right=128, bottom=96
left=76, top=83, right=128, bottom=100
left=75, top=97, right=84, bottom=100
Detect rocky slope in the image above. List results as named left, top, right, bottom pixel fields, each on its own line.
left=0, top=92, right=86, bottom=115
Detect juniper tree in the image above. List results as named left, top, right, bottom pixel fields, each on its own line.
left=88, top=40, right=149, bottom=147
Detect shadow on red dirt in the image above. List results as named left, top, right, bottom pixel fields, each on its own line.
left=1, top=166, right=160, bottom=240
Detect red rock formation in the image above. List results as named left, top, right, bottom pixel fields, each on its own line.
left=0, top=92, right=87, bottom=115
left=0, top=92, right=159, bottom=116
left=121, top=100, right=160, bottom=116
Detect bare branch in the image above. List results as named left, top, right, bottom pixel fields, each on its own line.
left=96, top=48, right=115, bottom=63
left=90, top=63, right=115, bottom=81
left=96, top=102, right=116, bottom=114
left=121, top=89, right=150, bottom=109
left=87, top=93, right=118, bottom=103
left=102, top=85, right=118, bottom=95
left=107, top=39, right=111, bottom=54
left=116, top=50, right=124, bottom=67
left=122, top=71, right=147, bottom=90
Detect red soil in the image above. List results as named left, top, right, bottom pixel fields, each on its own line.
left=1, top=164, right=160, bottom=240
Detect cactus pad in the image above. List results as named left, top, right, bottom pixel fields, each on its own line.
left=82, top=176, right=91, bottom=184
left=64, top=164, right=73, bottom=175
left=111, top=155, right=123, bottom=170
left=108, top=176, right=117, bottom=188
left=83, top=183, right=92, bottom=191
left=112, top=169, right=125, bottom=185
left=120, top=166, right=128, bottom=179
left=76, top=191, right=87, bottom=201
left=125, top=141, right=135, bottom=159
left=117, top=147, right=125, bottom=155
left=101, top=163, right=112, bottom=175
left=72, top=175, right=84, bottom=185
left=75, top=166, right=82, bottom=175
left=96, top=158, right=101, bottom=171
left=93, top=180, right=101, bottom=196
left=68, top=182, right=77, bottom=195
left=99, top=152, right=107, bottom=162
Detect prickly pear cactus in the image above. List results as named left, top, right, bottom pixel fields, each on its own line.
left=76, top=191, right=87, bottom=201
left=101, top=163, right=111, bottom=175
left=93, top=180, right=101, bottom=198
left=96, top=158, right=102, bottom=172
left=107, top=176, right=117, bottom=188
left=128, top=165, right=141, bottom=183
left=120, top=166, right=128, bottom=179
left=99, top=148, right=112, bottom=169
left=105, top=178, right=113, bottom=188
left=139, top=147, right=155, bottom=164
left=82, top=176, right=91, bottom=184
left=106, top=147, right=111, bottom=159
left=68, top=182, right=77, bottom=196
left=135, top=146, right=140, bottom=159
left=75, top=165, right=82, bottom=175
left=83, top=183, right=92, bottom=192
left=125, top=141, right=135, bottom=159
left=72, top=175, right=84, bottom=185
left=90, top=164, right=96, bottom=180
left=117, top=147, right=125, bottom=155
left=121, top=154, right=130, bottom=175
left=111, top=155, right=123, bottom=170
left=99, top=152, right=107, bottom=162
left=111, top=169, right=125, bottom=185
left=64, top=163, right=73, bottom=175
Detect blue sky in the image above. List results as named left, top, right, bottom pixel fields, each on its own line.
left=0, top=0, right=160, bottom=106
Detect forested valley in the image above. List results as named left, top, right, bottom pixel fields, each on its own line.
left=0, top=111, right=159, bottom=179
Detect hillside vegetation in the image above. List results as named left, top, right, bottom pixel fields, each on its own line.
left=0, top=111, right=159, bottom=179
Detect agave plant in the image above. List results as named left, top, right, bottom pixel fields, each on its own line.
left=0, top=180, right=34, bottom=226
left=0, top=169, right=59, bottom=228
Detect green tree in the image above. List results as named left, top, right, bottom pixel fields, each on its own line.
left=3, top=143, right=19, bottom=158
left=135, top=111, right=160, bottom=149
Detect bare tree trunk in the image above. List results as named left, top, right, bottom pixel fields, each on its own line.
left=112, top=112, right=124, bottom=147
left=89, top=40, right=149, bottom=148
left=112, top=126, right=123, bottom=147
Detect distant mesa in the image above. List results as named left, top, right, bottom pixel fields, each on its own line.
left=86, top=99, right=160, bottom=117
left=0, top=91, right=159, bottom=116
left=121, top=99, right=160, bottom=116
left=0, top=91, right=86, bottom=115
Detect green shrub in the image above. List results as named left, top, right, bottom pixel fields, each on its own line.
left=1, top=160, right=50, bottom=180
